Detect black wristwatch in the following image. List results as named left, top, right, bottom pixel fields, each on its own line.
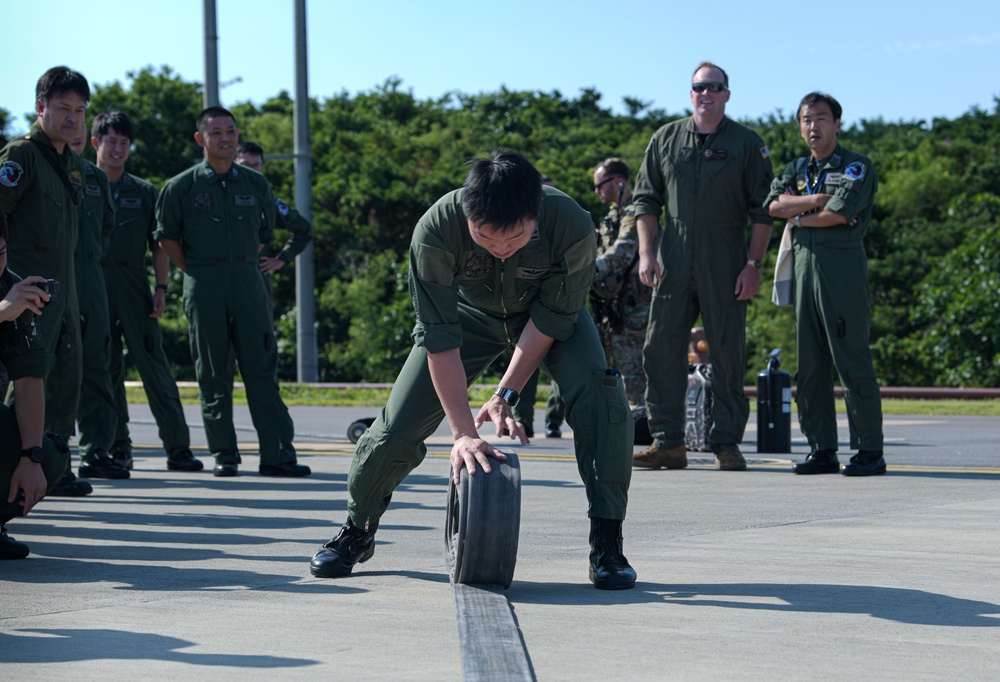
left=746, top=258, right=762, bottom=271
left=21, top=446, right=44, bottom=464
left=155, top=283, right=169, bottom=293
left=494, top=386, right=520, bottom=407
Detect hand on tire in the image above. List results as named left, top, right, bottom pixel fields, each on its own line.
left=450, top=435, right=507, bottom=485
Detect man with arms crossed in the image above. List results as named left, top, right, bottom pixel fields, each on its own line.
left=765, top=92, right=885, bottom=476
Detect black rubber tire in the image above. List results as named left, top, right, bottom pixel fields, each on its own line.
left=445, top=449, right=521, bottom=589
left=347, top=417, right=376, bottom=444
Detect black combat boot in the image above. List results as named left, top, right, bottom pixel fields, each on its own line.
left=589, top=517, right=637, bottom=590
left=310, top=517, right=378, bottom=578
left=46, top=431, right=93, bottom=497
left=1, top=524, right=30, bottom=560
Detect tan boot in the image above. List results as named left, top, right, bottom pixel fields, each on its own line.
left=633, top=443, right=688, bottom=470
left=713, top=443, right=747, bottom=471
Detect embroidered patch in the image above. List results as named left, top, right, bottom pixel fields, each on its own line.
left=193, top=193, right=215, bottom=211
left=825, top=172, right=843, bottom=186
left=680, top=147, right=696, bottom=163
left=120, top=197, right=142, bottom=210
left=517, top=266, right=550, bottom=280
left=68, top=170, right=82, bottom=186
left=0, top=160, right=23, bottom=187
left=464, top=254, right=493, bottom=279
left=85, top=184, right=101, bottom=197
left=704, top=148, right=727, bottom=161
left=760, top=146, right=770, bottom=159
left=234, top=195, right=256, bottom=207
left=276, top=198, right=291, bottom=216
left=796, top=176, right=807, bottom=192
left=844, top=162, right=865, bottom=181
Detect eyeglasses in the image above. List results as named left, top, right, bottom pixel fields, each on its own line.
left=691, top=82, right=727, bottom=94
left=594, top=177, right=618, bottom=191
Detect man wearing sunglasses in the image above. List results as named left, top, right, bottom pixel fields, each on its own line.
left=765, top=93, right=884, bottom=477
left=632, top=62, right=773, bottom=472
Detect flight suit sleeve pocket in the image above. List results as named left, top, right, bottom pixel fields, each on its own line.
left=415, top=244, right=456, bottom=286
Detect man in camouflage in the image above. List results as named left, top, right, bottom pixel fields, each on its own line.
left=590, top=157, right=649, bottom=409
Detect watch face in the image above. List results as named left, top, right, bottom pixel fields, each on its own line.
left=23, top=447, right=44, bottom=463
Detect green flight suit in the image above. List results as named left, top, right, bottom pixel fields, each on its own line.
left=154, top=161, right=296, bottom=466
left=0, top=269, right=70, bottom=525
left=633, top=116, right=774, bottom=450
left=765, top=146, right=883, bottom=452
left=106, top=173, right=191, bottom=458
left=347, top=186, right=633, bottom=528
left=75, top=161, right=119, bottom=461
left=0, top=122, right=83, bottom=439
left=262, top=198, right=313, bottom=314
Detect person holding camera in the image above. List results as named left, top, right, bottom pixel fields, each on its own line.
left=0, top=66, right=93, bottom=497
left=0, top=209, right=72, bottom=559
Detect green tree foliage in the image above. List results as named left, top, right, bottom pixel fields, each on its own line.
left=86, top=71, right=1000, bottom=387
left=87, top=66, right=204, bottom=185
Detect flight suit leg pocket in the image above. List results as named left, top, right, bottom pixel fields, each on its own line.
left=595, top=370, right=634, bottom=484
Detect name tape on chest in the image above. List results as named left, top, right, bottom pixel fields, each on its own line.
left=234, top=195, right=256, bottom=207
left=85, top=184, right=102, bottom=197
left=120, top=197, right=142, bottom=210
left=516, top=266, right=551, bottom=280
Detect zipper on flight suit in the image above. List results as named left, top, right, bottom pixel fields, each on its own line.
left=498, top=259, right=512, bottom=345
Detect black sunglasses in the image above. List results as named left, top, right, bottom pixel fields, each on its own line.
left=594, top=177, right=618, bottom=191
left=691, top=82, right=727, bottom=94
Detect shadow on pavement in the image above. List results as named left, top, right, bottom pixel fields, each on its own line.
left=0, top=629, right=318, bottom=667
left=510, top=581, right=1000, bottom=626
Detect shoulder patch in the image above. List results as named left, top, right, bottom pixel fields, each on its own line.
left=0, top=160, right=23, bottom=187
left=759, top=146, right=770, bottom=159
left=276, top=198, right=291, bottom=216
left=844, top=161, right=865, bottom=181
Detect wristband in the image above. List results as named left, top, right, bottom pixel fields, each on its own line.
left=155, top=284, right=168, bottom=293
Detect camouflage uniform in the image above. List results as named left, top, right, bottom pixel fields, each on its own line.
left=590, top=197, right=649, bottom=408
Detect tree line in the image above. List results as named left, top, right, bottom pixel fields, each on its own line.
left=3, top=66, right=997, bottom=387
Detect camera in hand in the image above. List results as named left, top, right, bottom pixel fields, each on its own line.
left=42, top=279, right=60, bottom=300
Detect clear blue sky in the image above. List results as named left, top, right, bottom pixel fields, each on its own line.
left=2, top=0, right=998, bottom=135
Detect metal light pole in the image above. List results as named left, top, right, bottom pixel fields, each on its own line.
left=203, top=0, right=220, bottom=108
left=294, top=0, right=318, bottom=382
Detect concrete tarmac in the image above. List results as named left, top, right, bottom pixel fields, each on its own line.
left=2, top=404, right=998, bottom=680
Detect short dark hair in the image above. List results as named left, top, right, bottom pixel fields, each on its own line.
left=462, top=150, right=543, bottom=231
left=35, top=66, right=90, bottom=106
left=91, top=110, right=135, bottom=143
left=596, top=157, right=630, bottom=181
left=0, top=208, right=8, bottom=242
left=692, top=61, right=729, bottom=88
left=797, top=92, right=843, bottom=123
left=196, top=106, right=237, bottom=132
left=237, top=141, right=265, bottom=161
